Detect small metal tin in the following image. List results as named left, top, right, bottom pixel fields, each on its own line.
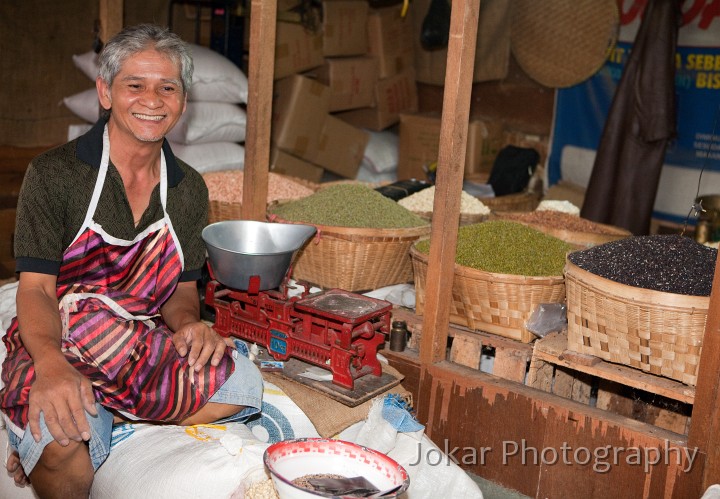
left=389, top=320, right=408, bottom=352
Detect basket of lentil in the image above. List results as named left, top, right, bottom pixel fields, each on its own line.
left=494, top=210, right=632, bottom=247
left=267, top=183, right=431, bottom=292
left=397, top=186, right=491, bottom=226
left=410, top=220, right=574, bottom=343
left=203, top=170, right=318, bottom=224
left=565, top=234, right=716, bottom=386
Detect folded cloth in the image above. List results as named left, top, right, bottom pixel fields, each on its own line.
left=381, top=393, right=424, bottom=433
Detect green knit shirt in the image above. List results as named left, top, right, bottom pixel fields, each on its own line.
left=14, top=119, right=208, bottom=282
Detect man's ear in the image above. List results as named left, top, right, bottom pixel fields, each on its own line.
left=96, top=77, right=111, bottom=111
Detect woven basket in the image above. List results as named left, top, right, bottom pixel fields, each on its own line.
left=208, top=199, right=243, bottom=224
left=490, top=216, right=632, bottom=248
left=206, top=174, right=319, bottom=225
left=565, top=260, right=709, bottom=386
left=481, top=191, right=541, bottom=213
left=275, top=220, right=431, bottom=292
left=410, top=244, right=566, bottom=343
left=531, top=221, right=631, bottom=247
left=511, top=0, right=619, bottom=88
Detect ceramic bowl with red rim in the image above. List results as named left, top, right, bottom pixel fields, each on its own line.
left=263, top=438, right=410, bottom=498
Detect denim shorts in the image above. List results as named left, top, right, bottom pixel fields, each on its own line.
left=6, top=348, right=263, bottom=474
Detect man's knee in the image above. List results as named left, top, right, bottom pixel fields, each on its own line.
left=33, top=439, right=92, bottom=475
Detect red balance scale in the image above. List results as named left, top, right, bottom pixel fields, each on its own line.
left=205, top=262, right=393, bottom=392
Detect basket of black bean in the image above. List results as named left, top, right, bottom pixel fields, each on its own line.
left=565, top=234, right=716, bottom=386
left=267, top=183, right=431, bottom=292
left=410, top=220, right=573, bottom=343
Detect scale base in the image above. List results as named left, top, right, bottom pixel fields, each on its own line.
left=264, top=358, right=402, bottom=407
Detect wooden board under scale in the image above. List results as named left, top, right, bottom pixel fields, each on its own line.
left=270, top=358, right=403, bottom=407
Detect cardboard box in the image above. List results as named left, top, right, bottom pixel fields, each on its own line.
left=321, top=0, right=369, bottom=56
left=275, top=21, right=324, bottom=80
left=334, top=69, right=418, bottom=131
left=313, top=57, right=378, bottom=112
left=272, top=74, right=330, bottom=161
left=270, top=148, right=324, bottom=184
left=396, top=113, right=505, bottom=181
left=471, top=120, right=506, bottom=174
left=367, top=6, right=415, bottom=79
left=311, top=115, right=369, bottom=178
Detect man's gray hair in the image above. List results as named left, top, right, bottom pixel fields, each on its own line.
left=97, top=24, right=193, bottom=93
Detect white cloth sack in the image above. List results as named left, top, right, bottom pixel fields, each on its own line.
left=339, top=399, right=484, bottom=499
left=166, top=102, right=246, bottom=145
left=169, top=142, right=245, bottom=173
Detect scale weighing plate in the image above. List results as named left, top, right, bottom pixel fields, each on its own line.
left=293, top=289, right=393, bottom=324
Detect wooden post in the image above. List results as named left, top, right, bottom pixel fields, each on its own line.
left=98, top=0, right=123, bottom=44
left=688, top=249, right=720, bottom=488
left=242, top=0, right=276, bottom=221
left=419, top=0, right=480, bottom=365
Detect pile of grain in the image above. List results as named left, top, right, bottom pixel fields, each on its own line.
left=536, top=199, right=580, bottom=215
left=397, top=186, right=491, bottom=215
left=268, top=184, right=429, bottom=229
left=202, top=170, right=316, bottom=204
left=499, top=211, right=626, bottom=235
left=415, top=220, right=574, bottom=276
left=568, top=234, right=717, bottom=296
left=245, top=479, right=279, bottom=499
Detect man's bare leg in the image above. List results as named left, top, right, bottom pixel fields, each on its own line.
left=29, top=440, right=93, bottom=499
left=6, top=402, right=244, bottom=497
left=180, top=402, right=244, bottom=425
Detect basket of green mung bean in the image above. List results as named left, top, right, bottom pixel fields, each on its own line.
left=267, top=183, right=431, bottom=291
left=565, top=234, right=715, bottom=386
left=410, top=220, right=574, bottom=343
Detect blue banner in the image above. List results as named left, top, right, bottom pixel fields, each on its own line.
left=548, top=0, right=720, bottom=224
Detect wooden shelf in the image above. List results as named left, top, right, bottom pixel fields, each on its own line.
left=528, top=331, right=695, bottom=405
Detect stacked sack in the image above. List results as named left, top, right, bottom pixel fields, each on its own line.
left=63, top=44, right=248, bottom=174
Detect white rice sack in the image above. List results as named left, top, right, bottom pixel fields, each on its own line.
left=170, top=142, right=245, bottom=173
left=72, top=50, right=100, bottom=80
left=536, top=199, right=581, bottom=215
left=361, top=130, right=399, bottom=174
left=188, top=44, right=248, bottom=104
left=92, top=423, right=269, bottom=499
left=166, top=102, right=247, bottom=145
left=63, top=88, right=99, bottom=123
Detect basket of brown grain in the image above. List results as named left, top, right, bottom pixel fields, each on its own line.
left=203, top=170, right=317, bottom=224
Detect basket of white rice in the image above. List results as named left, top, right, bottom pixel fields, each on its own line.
left=397, top=186, right=491, bottom=225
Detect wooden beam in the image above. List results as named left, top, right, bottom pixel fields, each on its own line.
left=242, top=0, right=276, bottom=221
left=688, top=249, right=720, bottom=488
left=419, top=0, right=480, bottom=365
left=98, top=0, right=123, bottom=44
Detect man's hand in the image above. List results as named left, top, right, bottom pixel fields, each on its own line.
left=172, top=321, right=228, bottom=372
left=28, top=359, right=96, bottom=446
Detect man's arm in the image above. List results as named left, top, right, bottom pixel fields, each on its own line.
left=16, top=272, right=96, bottom=445
left=161, top=280, right=227, bottom=372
